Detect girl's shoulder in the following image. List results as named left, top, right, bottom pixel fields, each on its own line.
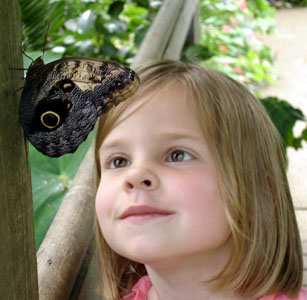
left=121, top=276, right=151, bottom=300
left=260, top=288, right=307, bottom=300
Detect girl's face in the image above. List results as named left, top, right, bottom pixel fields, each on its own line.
left=96, top=86, right=232, bottom=269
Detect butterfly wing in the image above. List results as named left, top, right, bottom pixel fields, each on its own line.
left=19, top=57, right=139, bottom=157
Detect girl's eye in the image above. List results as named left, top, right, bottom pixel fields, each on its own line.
left=110, top=157, right=130, bottom=169
left=168, top=150, right=193, bottom=162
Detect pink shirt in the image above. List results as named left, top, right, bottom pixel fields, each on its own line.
left=122, top=276, right=307, bottom=300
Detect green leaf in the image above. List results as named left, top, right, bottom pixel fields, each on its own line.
left=260, top=97, right=306, bottom=149
left=184, top=44, right=215, bottom=62
left=122, top=4, right=148, bottom=19
left=31, top=132, right=94, bottom=250
left=134, top=25, right=149, bottom=46
left=134, top=0, right=150, bottom=9
left=108, top=1, right=125, bottom=19
left=99, top=42, right=119, bottom=58
left=20, top=0, right=58, bottom=50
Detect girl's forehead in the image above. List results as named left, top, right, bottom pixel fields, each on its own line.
left=100, top=85, right=211, bottom=156
left=115, top=83, right=190, bottom=122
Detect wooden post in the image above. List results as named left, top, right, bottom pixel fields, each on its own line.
left=37, top=143, right=97, bottom=300
left=186, top=0, right=201, bottom=46
left=163, top=0, right=199, bottom=60
left=0, top=0, right=39, bottom=299
left=132, top=0, right=185, bottom=67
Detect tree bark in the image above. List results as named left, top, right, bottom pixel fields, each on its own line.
left=0, top=0, right=39, bottom=299
left=37, top=142, right=97, bottom=300
left=163, top=0, right=199, bottom=59
left=132, top=0, right=186, bottom=67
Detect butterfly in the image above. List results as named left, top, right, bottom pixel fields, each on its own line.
left=19, top=57, right=139, bottom=157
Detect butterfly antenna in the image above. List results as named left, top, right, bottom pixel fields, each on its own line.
left=21, top=47, right=34, bottom=63
left=9, top=48, right=31, bottom=77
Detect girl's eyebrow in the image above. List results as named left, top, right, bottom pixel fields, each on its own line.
left=100, top=132, right=201, bottom=153
left=159, top=132, right=200, bottom=141
left=100, top=140, right=127, bottom=153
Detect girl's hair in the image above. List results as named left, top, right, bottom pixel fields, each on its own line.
left=94, top=60, right=303, bottom=300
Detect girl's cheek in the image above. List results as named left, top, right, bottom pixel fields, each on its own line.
left=95, top=178, right=117, bottom=219
left=95, top=181, right=108, bottom=218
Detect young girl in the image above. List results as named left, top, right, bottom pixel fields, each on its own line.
left=94, top=60, right=306, bottom=300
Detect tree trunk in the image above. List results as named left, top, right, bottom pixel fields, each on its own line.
left=0, top=1, right=39, bottom=299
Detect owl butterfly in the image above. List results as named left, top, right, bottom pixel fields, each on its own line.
left=19, top=57, right=139, bottom=157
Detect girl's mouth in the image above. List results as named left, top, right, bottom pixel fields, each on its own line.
left=120, top=205, right=173, bottom=222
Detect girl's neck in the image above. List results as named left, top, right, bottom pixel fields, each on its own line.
left=144, top=239, right=252, bottom=300
left=146, top=271, right=251, bottom=300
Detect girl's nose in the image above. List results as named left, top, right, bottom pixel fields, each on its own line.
left=123, top=167, right=159, bottom=192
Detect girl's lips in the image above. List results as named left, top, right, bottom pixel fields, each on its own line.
left=120, top=205, right=173, bottom=220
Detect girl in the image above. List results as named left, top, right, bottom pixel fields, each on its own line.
left=94, top=60, right=306, bottom=300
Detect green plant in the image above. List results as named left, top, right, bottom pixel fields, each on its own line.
left=19, top=0, right=58, bottom=50
left=287, top=0, right=307, bottom=6
left=185, top=0, right=276, bottom=90
left=272, top=0, right=307, bottom=7
left=260, top=97, right=307, bottom=150
left=21, top=0, right=161, bottom=64
left=30, top=132, right=94, bottom=250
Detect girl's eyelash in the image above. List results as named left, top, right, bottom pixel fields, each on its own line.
left=103, top=155, right=130, bottom=169
left=166, top=149, right=194, bottom=162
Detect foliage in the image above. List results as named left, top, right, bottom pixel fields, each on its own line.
left=30, top=131, right=94, bottom=250
left=268, top=0, right=307, bottom=7
left=287, top=0, right=307, bottom=6
left=20, top=0, right=161, bottom=64
left=185, top=0, right=277, bottom=91
left=285, top=0, right=307, bottom=6
left=260, top=97, right=307, bottom=150
left=19, top=0, right=57, bottom=50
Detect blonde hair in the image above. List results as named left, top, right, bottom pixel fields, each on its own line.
left=95, top=60, right=303, bottom=300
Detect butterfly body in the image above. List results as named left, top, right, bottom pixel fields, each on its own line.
left=19, top=57, right=139, bottom=157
